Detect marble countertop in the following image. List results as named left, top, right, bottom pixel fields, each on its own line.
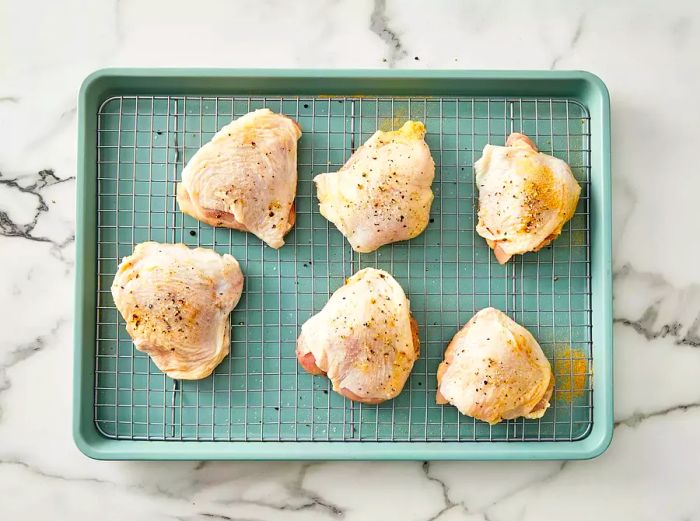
left=2, top=1, right=699, bottom=519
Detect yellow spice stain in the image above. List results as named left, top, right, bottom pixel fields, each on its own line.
left=355, top=361, right=371, bottom=374
left=378, top=107, right=409, bottom=132
left=554, top=344, right=589, bottom=403
left=385, top=351, right=409, bottom=391
left=518, top=159, right=557, bottom=204
left=318, top=94, right=392, bottom=99
left=318, top=94, right=434, bottom=101
left=571, top=229, right=586, bottom=246
left=516, top=158, right=562, bottom=234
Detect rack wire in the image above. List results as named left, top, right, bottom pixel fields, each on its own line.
left=94, top=94, right=593, bottom=442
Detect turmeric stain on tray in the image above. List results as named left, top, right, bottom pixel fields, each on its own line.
left=379, top=107, right=409, bottom=132
left=554, top=344, right=589, bottom=402
left=571, top=229, right=586, bottom=246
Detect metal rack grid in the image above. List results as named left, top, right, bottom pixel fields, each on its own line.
left=94, top=94, right=593, bottom=442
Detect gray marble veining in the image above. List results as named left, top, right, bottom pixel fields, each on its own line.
left=370, top=0, right=408, bottom=67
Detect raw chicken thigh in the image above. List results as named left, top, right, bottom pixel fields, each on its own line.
left=297, top=268, right=419, bottom=404
left=314, top=120, right=435, bottom=253
left=177, top=109, right=302, bottom=249
left=436, top=307, right=553, bottom=424
left=111, top=242, right=244, bottom=380
left=474, top=133, right=581, bottom=264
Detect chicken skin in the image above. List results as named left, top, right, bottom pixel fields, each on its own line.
left=177, top=109, right=301, bottom=249
left=297, top=268, right=419, bottom=404
left=436, top=307, right=553, bottom=424
left=314, top=120, right=435, bottom=253
left=474, top=133, right=581, bottom=264
left=111, top=242, right=244, bottom=380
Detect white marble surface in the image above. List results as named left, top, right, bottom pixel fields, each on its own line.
left=1, top=0, right=699, bottom=519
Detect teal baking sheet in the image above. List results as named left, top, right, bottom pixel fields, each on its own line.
left=74, top=69, right=612, bottom=460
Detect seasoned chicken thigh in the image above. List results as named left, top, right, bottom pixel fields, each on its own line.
left=315, top=121, right=435, bottom=253
left=111, top=242, right=244, bottom=380
left=177, top=109, right=301, bottom=249
left=297, top=268, right=419, bottom=404
left=474, top=133, right=581, bottom=264
left=436, top=307, right=553, bottom=424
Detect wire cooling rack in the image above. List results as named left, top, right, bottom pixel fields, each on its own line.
left=94, top=94, right=592, bottom=442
